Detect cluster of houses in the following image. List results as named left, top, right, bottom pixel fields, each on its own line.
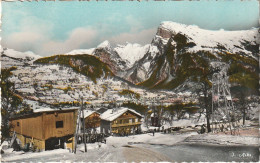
left=10, top=106, right=142, bottom=152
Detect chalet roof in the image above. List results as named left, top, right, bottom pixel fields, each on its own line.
left=10, top=107, right=79, bottom=120
left=33, top=107, right=79, bottom=113
left=81, top=110, right=100, bottom=118
left=100, top=107, right=142, bottom=122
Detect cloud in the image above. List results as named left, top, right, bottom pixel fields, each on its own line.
left=3, top=26, right=156, bottom=56
left=2, top=15, right=53, bottom=56
left=2, top=13, right=156, bottom=56
left=3, top=31, right=47, bottom=50
left=41, top=27, right=98, bottom=55
left=3, top=24, right=98, bottom=56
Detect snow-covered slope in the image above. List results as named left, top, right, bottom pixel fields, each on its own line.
left=159, top=21, right=258, bottom=57
left=1, top=47, right=42, bottom=68
left=65, top=41, right=129, bottom=75
left=8, top=62, right=136, bottom=110
left=92, top=40, right=129, bottom=75
left=1, top=47, right=41, bottom=60
left=65, top=41, right=149, bottom=70
left=66, top=48, right=95, bottom=55
left=114, top=43, right=149, bottom=67
left=66, top=41, right=112, bottom=55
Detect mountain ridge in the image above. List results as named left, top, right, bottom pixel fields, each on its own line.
left=124, top=21, right=258, bottom=89
left=2, top=21, right=258, bottom=91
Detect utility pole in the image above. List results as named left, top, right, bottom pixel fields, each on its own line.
left=74, top=96, right=87, bottom=154
left=81, top=96, right=87, bottom=152
left=74, top=107, right=80, bottom=153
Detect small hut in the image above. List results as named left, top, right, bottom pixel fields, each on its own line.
left=81, top=110, right=101, bottom=130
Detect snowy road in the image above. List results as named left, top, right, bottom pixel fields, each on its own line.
left=2, top=132, right=259, bottom=162
left=4, top=143, right=258, bottom=162
left=2, top=143, right=172, bottom=162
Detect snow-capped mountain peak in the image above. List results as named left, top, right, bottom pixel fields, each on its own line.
left=1, top=47, right=42, bottom=68
left=114, top=43, right=149, bottom=67
left=1, top=47, right=41, bottom=60
left=158, top=21, right=258, bottom=57
left=97, top=40, right=112, bottom=50
left=125, top=21, right=258, bottom=85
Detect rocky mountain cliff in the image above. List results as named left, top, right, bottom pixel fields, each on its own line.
left=125, top=22, right=259, bottom=90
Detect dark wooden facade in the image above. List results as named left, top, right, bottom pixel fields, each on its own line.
left=10, top=109, right=77, bottom=151
left=84, top=112, right=101, bottom=129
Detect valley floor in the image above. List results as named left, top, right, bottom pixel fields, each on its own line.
left=1, top=125, right=259, bottom=162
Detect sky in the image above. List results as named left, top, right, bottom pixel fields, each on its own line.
left=2, top=0, right=259, bottom=56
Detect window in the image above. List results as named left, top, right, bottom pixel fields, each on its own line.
left=17, top=122, right=20, bottom=127
left=56, top=121, right=63, bottom=128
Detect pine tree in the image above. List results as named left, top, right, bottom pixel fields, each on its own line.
left=1, top=67, right=23, bottom=142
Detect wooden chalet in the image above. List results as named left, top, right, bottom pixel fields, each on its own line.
left=100, top=107, right=142, bottom=135
left=81, top=110, right=101, bottom=129
left=10, top=108, right=78, bottom=151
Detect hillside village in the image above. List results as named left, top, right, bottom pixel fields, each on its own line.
left=7, top=62, right=195, bottom=108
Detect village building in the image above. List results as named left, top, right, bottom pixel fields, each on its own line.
left=100, top=107, right=142, bottom=135
left=10, top=108, right=78, bottom=151
left=81, top=110, right=101, bottom=130
left=150, top=113, right=160, bottom=127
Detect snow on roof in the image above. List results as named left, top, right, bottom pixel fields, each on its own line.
left=11, top=106, right=79, bottom=120
left=100, top=107, right=142, bottom=121
left=33, top=107, right=79, bottom=113
left=81, top=110, right=99, bottom=118
left=23, top=99, right=79, bottom=114
left=33, top=108, right=55, bottom=113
